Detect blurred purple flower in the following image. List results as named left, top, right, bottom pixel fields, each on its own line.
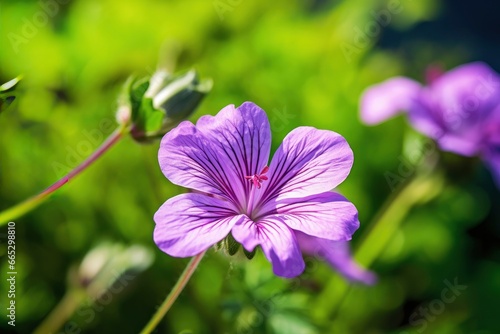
left=154, top=102, right=373, bottom=282
left=361, top=62, right=500, bottom=187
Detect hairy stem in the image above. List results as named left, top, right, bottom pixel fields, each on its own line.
left=140, top=251, right=206, bottom=334
left=33, top=288, right=86, bottom=334
left=0, top=124, right=128, bottom=225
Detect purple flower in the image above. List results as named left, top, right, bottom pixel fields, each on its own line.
left=361, top=62, right=500, bottom=187
left=154, top=102, right=373, bottom=282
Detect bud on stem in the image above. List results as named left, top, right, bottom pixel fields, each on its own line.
left=119, top=68, right=212, bottom=142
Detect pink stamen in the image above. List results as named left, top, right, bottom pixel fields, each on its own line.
left=245, top=166, right=269, bottom=189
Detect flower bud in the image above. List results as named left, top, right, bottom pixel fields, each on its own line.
left=77, top=242, right=154, bottom=298
left=123, top=69, right=212, bottom=142
left=78, top=242, right=118, bottom=287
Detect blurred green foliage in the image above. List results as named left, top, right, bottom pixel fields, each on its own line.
left=0, top=0, right=499, bottom=333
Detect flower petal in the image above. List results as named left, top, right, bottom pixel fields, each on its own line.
left=430, top=62, right=500, bottom=123
left=295, top=231, right=376, bottom=285
left=257, top=127, right=353, bottom=205
left=360, top=77, right=421, bottom=125
left=158, top=102, right=271, bottom=208
left=154, top=193, right=245, bottom=257
left=437, top=132, right=483, bottom=157
left=158, top=121, right=238, bottom=203
left=232, top=217, right=305, bottom=278
left=256, top=192, right=359, bottom=241
left=196, top=102, right=272, bottom=202
left=409, top=62, right=500, bottom=156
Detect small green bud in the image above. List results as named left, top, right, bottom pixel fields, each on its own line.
left=122, top=69, right=212, bottom=142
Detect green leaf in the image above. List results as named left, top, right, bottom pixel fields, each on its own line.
left=0, top=76, right=22, bottom=92
left=0, top=94, right=16, bottom=113
left=0, top=76, right=22, bottom=114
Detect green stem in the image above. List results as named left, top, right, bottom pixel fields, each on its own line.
left=355, top=172, right=442, bottom=267
left=140, top=251, right=206, bottom=334
left=0, top=124, right=129, bottom=225
left=33, top=288, right=87, bottom=334
left=314, top=170, right=444, bottom=320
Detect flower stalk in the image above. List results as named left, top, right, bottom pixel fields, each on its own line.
left=356, top=172, right=444, bottom=268
left=34, top=242, right=154, bottom=334
left=140, top=251, right=206, bottom=334
left=0, top=124, right=129, bottom=225
left=33, top=288, right=87, bottom=334
left=0, top=64, right=212, bottom=225
left=314, top=168, right=445, bottom=321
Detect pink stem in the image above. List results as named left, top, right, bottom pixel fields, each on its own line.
left=36, top=126, right=125, bottom=200
left=0, top=125, right=127, bottom=224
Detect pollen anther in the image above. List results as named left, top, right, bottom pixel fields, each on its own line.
left=245, top=166, right=269, bottom=189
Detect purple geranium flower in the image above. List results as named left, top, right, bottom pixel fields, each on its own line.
left=360, top=62, right=500, bottom=187
left=154, top=102, right=374, bottom=282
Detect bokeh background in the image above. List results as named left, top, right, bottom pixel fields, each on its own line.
left=1, top=0, right=500, bottom=333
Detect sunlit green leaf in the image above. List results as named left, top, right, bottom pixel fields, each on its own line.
left=0, top=76, right=22, bottom=113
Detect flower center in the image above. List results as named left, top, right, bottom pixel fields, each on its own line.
left=243, top=166, right=269, bottom=218
left=244, top=166, right=269, bottom=189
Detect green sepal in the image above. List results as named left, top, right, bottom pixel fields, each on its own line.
left=140, top=97, right=164, bottom=133
left=226, top=233, right=240, bottom=256
left=243, top=247, right=256, bottom=260
left=121, top=68, right=212, bottom=142
left=127, top=76, right=149, bottom=124
left=214, top=240, right=224, bottom=251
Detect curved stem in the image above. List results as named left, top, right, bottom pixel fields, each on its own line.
left=140, top=251, right=206, bottom=334
left=314, top=170, right=444, bottom=321
left=33, top=288, right=87, bottom=334
left=0, top=124, right=129, bottom=225
left=355, top=172, right=443, bottom=267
